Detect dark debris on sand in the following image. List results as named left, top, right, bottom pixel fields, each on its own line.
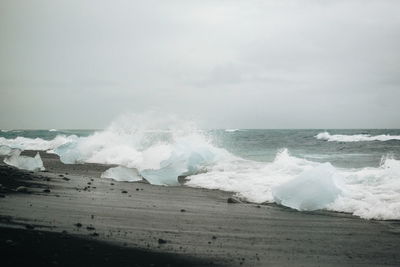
left=0, top=165, right=48, bottom=195
left=0, top=227, right=217, bottom=267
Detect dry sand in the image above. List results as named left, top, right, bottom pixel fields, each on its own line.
left=0, top=151, right=400, bottom=266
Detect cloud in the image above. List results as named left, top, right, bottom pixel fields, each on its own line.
left=0, top=0, right=399, bottom=128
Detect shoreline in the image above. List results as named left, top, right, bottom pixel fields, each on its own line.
left=0, top=151, right=400, bottom=266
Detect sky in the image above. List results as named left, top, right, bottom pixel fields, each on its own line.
left=0, top=0, right=399, bottom=129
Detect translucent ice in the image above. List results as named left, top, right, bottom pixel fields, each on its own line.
left=4, top=150, right=45, bottom=171
left=101, top=166, right=142, bottom=182
left=140, top=139, right=217, bottom=186
left=0, top=145, right=13, bottom=156
left=272, top=163, right=342, bottom=211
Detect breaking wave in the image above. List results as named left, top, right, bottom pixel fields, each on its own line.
left=187, top=149, right=400, bottom=220
left=1, top=114, right=400, bottom=219
left=0, top=135, right=75, bottom=151
left=316, top=131, right=400, bottom=142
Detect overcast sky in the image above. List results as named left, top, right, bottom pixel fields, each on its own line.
left=0, top=0, right=399, bottom=129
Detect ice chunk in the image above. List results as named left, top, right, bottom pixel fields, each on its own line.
left=140, top=146, right=215, bottom=186
left=272, top=163, right=342, bottom=211
left=54, top=139, right=83, bottom=164
left=4, top=150, right=45, bottom=171
left=0, top=145, right=13, bottom=156
left=101, top=166, right=142, bottom=182
left=140, top=159, right=186, bottom=186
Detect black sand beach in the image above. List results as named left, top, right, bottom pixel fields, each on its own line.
left=1, top=151, right=400, bottom=266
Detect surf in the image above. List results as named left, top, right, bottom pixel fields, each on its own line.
left=1, top=115, right=400, bottom=220
left=316, top=131, right=400, bottom=142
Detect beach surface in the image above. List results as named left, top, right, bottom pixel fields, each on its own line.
left=1, top=151, right=400, bottom=266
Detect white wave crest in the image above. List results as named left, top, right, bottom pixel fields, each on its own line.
left=53, top=113, right=228, bottom=185
left=2, top=114, right=400, bottom=220
left=187, top=149, right=400, bottom=220
left=0, top=135, right=76, bottom=151
left=316, top=131, right=400, bottom=142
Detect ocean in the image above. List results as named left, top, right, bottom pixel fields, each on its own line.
left=1, top=122, right=400, bottom=220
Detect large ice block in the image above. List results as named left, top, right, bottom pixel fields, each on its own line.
left=272, top=163, right=342, bottom=211
left=101, top=166, right=142, bottom=182
left=4, top=150, right=45, bottom=172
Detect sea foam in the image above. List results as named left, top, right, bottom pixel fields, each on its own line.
left=54, top=113, right=226, bottom=185
left=187, top=149, right=400, bottom=219
left=0, top=135, right=74, bottom=151
left=1, top=115, right=400, bottom=219
left=316, top=132, right=400, bottom=142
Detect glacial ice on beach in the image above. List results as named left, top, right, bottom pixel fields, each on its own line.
left=272, top=163, right=343, bottom=211
left=0, top=145, right=13, bottom=156
left=51, top=113, right=223, bottom=186
left=101, top=166, right=142, bottom=182
left=3, top=150, right=45, bottom=171
left=140, top=143, right=217, bottom=185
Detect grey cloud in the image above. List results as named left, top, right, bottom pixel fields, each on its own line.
left=0, top=0, right=399, bottom=129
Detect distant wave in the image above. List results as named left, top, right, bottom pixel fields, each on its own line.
left=316, top=132, right=400, bottom=142
left=225, top=129, right=240, bottom=132
left=0, top=135, right=76, bottom=151
left=49, top=129, right=57, bottom=132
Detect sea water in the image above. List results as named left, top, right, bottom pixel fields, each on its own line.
left=1, top=116, right=400, bottom=220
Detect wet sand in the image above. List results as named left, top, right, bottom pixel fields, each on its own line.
left=0, top=151, right=400, bottom=266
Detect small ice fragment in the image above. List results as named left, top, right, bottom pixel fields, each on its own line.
left=272, top=163, right=342, bottom=211
left=101, top=166, right=142, bottom=182
left=0, top=145, right=13, bottom=156
left=140, top=148, right=214, bottom=186
left=3, top=150, right=45, bottom=171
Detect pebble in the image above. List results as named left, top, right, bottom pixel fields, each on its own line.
left=158, top=238, right=167, bottom=244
